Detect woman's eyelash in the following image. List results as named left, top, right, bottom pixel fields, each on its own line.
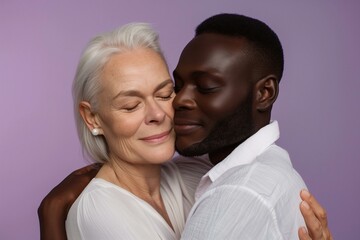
left=157, top=91, right=174, bottom=100
left=123, top=104, right=139, bottom=112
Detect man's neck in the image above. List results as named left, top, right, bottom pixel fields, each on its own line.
left=207, top=125, right=263, bottom=165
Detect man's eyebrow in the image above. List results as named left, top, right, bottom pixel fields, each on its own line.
left=112, top=79, right=173, bottom=100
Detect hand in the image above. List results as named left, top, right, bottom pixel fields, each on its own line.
left=38, top=163, right=101, bottom=240
left=298, top=189, right=333, bottom=240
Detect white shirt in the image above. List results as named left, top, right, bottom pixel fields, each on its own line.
left=66, top=160, right=198, bottom=240
left=181, top=121, right=307, bottom=240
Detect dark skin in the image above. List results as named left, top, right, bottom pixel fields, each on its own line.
left=38, top=33, right=332, bottom=240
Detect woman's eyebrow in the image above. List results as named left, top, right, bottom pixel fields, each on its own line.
left=154, top=79, right=173, bottom=92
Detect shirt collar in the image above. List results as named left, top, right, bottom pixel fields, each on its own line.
left=206, top=120, right=280, bottom=183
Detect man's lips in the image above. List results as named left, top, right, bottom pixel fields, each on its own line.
left=174, top=118, right=202, bottom=135
left=140, top=129, right=172, bottom=143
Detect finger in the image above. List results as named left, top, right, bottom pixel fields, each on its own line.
left=300, top=200, right=323, bottom=239
left=322, top=226, right=333, bottom=240
left=301, top=190, right=334, bottom=240
left=300, top=189, right=328, bottom=228
left=298, top=226, right=311, bottom=240
left=328, top=231, right=334, bottom=240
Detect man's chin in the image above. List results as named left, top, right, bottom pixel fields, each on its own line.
left=175, top=143, right=208, bottom=157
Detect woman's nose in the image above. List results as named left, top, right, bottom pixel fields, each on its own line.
left=145, top=100, right=166, bottom=124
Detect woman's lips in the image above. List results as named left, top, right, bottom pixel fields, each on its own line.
left=140, top=129, right=172, bottom=143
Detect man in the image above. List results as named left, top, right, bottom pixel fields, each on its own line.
left=172, top=13, right=330, bottom=239
left=38, top=14, right=332, bottom=239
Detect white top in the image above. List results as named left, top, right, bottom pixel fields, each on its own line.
left=66, top=156, right=212, bottom=240
left=181, top=121, right=307, bottom=240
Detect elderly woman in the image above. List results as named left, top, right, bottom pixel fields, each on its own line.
left=65, top=23, right=209, bottom=239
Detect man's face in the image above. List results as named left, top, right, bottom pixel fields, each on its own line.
left=173, top=33, right=256, bottom=158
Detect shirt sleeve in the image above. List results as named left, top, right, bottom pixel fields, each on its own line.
left=181, top=185, right=284, bottom=240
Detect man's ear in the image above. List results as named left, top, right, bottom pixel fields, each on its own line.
left=79, top=101, right=103, bottom=134
left=254, top=75, right=279, bottom=112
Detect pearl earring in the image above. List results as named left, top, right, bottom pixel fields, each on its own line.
left=91, top=128, right=100, bottom=136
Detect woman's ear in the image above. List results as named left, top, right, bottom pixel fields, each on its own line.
left=79, top=101, right=103, bottom=135
left=254, top=75, right=279, bottom=112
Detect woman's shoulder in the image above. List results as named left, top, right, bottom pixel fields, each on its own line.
left=71, top=179, right=136, bottom=212
left=66, top=178, right=153, bottom=239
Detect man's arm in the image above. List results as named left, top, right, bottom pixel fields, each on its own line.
left=298, top=189, right=333, bottom=240
left=38, top=163, right=101, bottom=240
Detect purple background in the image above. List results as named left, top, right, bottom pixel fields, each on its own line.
left=1, top=1, right=359, bottom=239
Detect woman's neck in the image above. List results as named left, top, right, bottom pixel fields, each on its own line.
left=96, top=158, right=173, bottom=229
left=110, top=160, right=161, bottom=197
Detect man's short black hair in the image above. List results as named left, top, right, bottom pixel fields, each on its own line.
left=196, top=13, right=284, bottom=81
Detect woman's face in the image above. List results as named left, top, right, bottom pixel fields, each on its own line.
left=95, top=48, right=175, bottom=165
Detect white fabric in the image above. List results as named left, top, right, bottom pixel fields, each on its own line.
left=66, top=160, right=204, bottom=240
left=181, top=121, right=307, bottom=240
left=173, top=154, right=213, bottom=200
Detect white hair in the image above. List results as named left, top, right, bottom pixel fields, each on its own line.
left=72, top=23, right=165, bottom=163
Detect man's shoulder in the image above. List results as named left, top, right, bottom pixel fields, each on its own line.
left=212, top=145, right=306, bottom=201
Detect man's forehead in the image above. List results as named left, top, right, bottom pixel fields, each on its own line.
left=180, top=34, right=248, bottom=61
left=175, top=39, right=249, bottom=75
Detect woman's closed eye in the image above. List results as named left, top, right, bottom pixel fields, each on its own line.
left=122, top=102, right=140, bottom=112
left=156, top=90, right=175, bottom=100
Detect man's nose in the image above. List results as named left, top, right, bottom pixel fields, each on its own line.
left=173, top=85, right=196, bottom=110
